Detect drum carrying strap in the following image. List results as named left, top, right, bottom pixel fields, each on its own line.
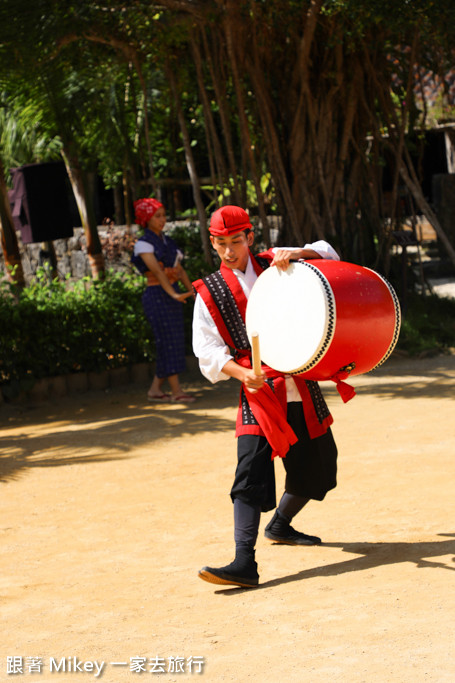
left=329, top=369, right=356, bottom=403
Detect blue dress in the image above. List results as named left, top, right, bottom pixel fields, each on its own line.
left=132, top=230, right=186, bottom=378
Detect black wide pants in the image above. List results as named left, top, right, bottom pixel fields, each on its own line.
left=230, top=402, right=338, bottom=512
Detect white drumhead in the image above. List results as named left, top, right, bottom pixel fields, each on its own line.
left=245, top=261, right=335, bottom=373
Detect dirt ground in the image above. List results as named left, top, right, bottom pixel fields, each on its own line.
left=1, top=354, right=454, bottom=683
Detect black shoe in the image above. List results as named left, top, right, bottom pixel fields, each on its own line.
left=198, top=556, right=259, bottom=588
left=264, top=510, right=322, bottom=546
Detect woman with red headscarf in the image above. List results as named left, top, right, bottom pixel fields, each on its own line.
left=131, top=198, right=195, bottom=403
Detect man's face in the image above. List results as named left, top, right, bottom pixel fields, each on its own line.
left=210, top=230, right=254, bottom=272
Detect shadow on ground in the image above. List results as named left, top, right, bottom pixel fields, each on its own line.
left=2, top=354, right=454, bottom=484
left=0, top=381, right=236, bottom=483
left=215, top=533, right=455, bottom=594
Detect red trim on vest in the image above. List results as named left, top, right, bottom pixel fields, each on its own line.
left=293, top=376, right=334, bottom=437
left=194, top=256, right=333, bottom=455
left=193, top=277, right=236, bottom=349
left=255, top=248, right=275, bottom=264
left=220, top=263, right=249, bottom=320
left=253, top=249, right=273, bottom=273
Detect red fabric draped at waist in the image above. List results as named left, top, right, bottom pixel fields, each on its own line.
left=235, top=354, right=333, bottom=459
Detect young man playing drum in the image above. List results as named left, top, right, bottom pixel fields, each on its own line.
left=192, top=205, right=340, bottom=588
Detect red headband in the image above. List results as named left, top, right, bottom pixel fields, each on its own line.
left=134, top=198, right=164, bottom=227
left=209, top=205, right=252, bottom=236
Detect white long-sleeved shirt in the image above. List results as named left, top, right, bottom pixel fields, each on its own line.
left=192, top=241, right=340, bottom=401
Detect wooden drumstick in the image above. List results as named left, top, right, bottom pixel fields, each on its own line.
left=251, top=332, right=262, bottom=376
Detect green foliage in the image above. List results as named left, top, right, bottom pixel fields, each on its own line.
left=0, top=98, right=62, bottom=174
left=0, top=269, right=156, bottom=389
left=2, top=0, right=455, bottom=266
left=397, top=292, right=455, bottom=355
left=1, top=249, right=455, bottom=399
left=201, top=173, right=277, bottom=214
left=167, top=222, right=213, bottom=282
left=0, top=223, right=213, bottom=396
left=166, top=222, right=215, bottom=345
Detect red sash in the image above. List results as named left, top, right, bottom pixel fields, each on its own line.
left=235, top=356, right=333, bottom=459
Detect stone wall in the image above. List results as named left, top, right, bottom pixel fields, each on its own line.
left=0, top=216, right=282, bottom=284
left=0, top=224, right=140, bottom=284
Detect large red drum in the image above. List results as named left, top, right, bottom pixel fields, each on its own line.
left=245, top=260, right=401, bottom=381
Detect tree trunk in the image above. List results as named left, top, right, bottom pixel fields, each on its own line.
left=123, top=162, right=133, bottom=227
left=400, top=154, right=455, bottom=267
left=131, top=53, right=159, bottom=199
left=202, top=27, right=242, bottom=206
left=167, top=64, right=213, bottom=268
left=113, top=184, right=125, bottom=225
left=0, top=158, right=25, bottom=287
left=192, top=35, right=229, bottom=205
left=61, top=150, right=105, bottom=278
left=245, top=24, right=300, bottom=244
left=224, top=10, right=271, bottom=246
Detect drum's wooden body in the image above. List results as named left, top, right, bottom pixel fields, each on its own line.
left=245, top=260, right=401, bottom=380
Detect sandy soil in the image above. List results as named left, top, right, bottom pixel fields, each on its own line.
left=1, top=354, right=454, bottom=682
